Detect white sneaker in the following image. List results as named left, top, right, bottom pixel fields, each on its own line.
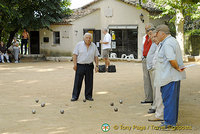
left=15, top=61, right=18, bottom=63
left=2, top=61, right=5, bottom=63
left=7, top=60, right=10, bottom=63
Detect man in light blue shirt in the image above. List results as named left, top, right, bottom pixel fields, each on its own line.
left=148, top=30, right=164, bottom=122
left=155, top=25, right=186, bottom=127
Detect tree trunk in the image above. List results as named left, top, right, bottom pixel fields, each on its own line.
left=6, top=28, right=19, bottom=48
left=175, top=9, right=185, bottom=56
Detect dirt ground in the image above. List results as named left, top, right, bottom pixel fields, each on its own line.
left=0, top=61, right=200, bottom=134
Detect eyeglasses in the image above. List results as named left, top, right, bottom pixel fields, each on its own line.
left=156, top=30, right=160, bottom=36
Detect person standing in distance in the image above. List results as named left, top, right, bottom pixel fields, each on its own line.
left=71, top=33, right=99, bottom=101
left=21, top=29, right=29, bottom=55
left=100, top=28, right=111, bottom=70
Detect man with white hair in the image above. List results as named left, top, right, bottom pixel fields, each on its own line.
left=71, top=33, right=99, bottom=101
left=100, top=28, right=111, bottom=70
left=147, top=30, right=164, bottom=121
left=12, top=37, right=20, bottom=63
left=146, top=28, right=158, bottom=114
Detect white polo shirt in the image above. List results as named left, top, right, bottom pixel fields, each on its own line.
left=73, top=41, right=99, bottom=64
left=102, top=33, right=111, bottom=50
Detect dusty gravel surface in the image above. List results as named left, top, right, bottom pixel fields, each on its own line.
left=0, top=61, right=199, bottom=134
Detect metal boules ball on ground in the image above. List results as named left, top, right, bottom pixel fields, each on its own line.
left=60, top=110, right=64, bottom=114
left=32, top=110, right=36, bottom=114
left=119, top=100, right=123, bottom=104
left=83, top=99, right=86, bottom=102
left=41, top=103, right=45, bottom=107
left=114, top=108, right=118, bottom=112
left=110, top=102, right=114, bottom=106
left=35, top=99, right=39, bottom=103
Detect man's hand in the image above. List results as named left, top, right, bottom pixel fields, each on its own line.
left=177, top=66, right=185, bottom=72
left=73, top=65, right=77, bottom=71
left=100, top=40, right=102, bottom=44
left=95, top=66, right=98, bottom=73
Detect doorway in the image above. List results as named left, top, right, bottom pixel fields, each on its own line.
left=30, top=31, right=40, bottom=54
left=109, top=25, right=138, bottom=59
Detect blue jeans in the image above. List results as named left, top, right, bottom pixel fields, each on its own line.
left=161, top=81, right=180, bottom=126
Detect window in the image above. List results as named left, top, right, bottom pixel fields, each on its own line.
left=53, top=31, right=60, bottom=44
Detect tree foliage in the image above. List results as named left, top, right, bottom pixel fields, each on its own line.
left=141, top=0, right=200, bottom=55
left=0, top=0, right=71, bottom=46
left=143, top=0, right=200, bottom=22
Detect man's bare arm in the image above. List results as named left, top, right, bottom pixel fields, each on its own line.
left=169, top=60, right=184, bottom=72
left=73, top=54, right=77, bottom=71
left=94, top=56, right=99, bottom=73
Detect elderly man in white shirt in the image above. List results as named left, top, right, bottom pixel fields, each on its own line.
left=71, top=33, right=99, bottom=102
left=147, top=30, right=164, bottom=121
left=100, top=28, right=111, bottom=70
left=12, top=37, right=20, bottom=63
left=146, top=28, right=158, bottom=114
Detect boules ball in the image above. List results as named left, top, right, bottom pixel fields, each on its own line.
left=114, top=108, right=118, bottom=112
left=35, top=99, right=39, bottom=103
left=32, top=110, right=36, bottom=114
left=60, top=110, right=64, bottom=114
left=119, top=100, right=123, bottom=104
left=110, top=102, right=114, bottom=106
left=41, top=103, right=45, bottom=107
left=83, top=99, right=86, bottom=102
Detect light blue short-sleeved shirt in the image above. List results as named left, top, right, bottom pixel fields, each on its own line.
left=73, top=41, right=99, bottom=64
left=155, top=35, right=186, bottom=87
left=146, top=43, right=157, bottom=70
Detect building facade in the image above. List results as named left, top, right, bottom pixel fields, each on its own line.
left=30, top=0, right=165, bottom=59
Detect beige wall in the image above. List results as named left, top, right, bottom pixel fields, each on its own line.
left=89, top=0, right=149, bottom=58
left=71, top=9, right=101, bottom=49
left=39, top=10, right=100, bottom=56
left=40, top=25, right=73, bottom=56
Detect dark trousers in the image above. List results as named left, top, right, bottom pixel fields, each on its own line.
left=161, top=81, right=180, bottom=126
left=21, top=39, right=28, bottom=54
left=72, top=63, right=94, bottom=99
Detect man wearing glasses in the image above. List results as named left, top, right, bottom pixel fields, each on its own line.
left=155, top=25, right=186, bottom=127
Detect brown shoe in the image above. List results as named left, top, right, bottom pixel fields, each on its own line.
left=148, top=117, right=164, bottom=122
